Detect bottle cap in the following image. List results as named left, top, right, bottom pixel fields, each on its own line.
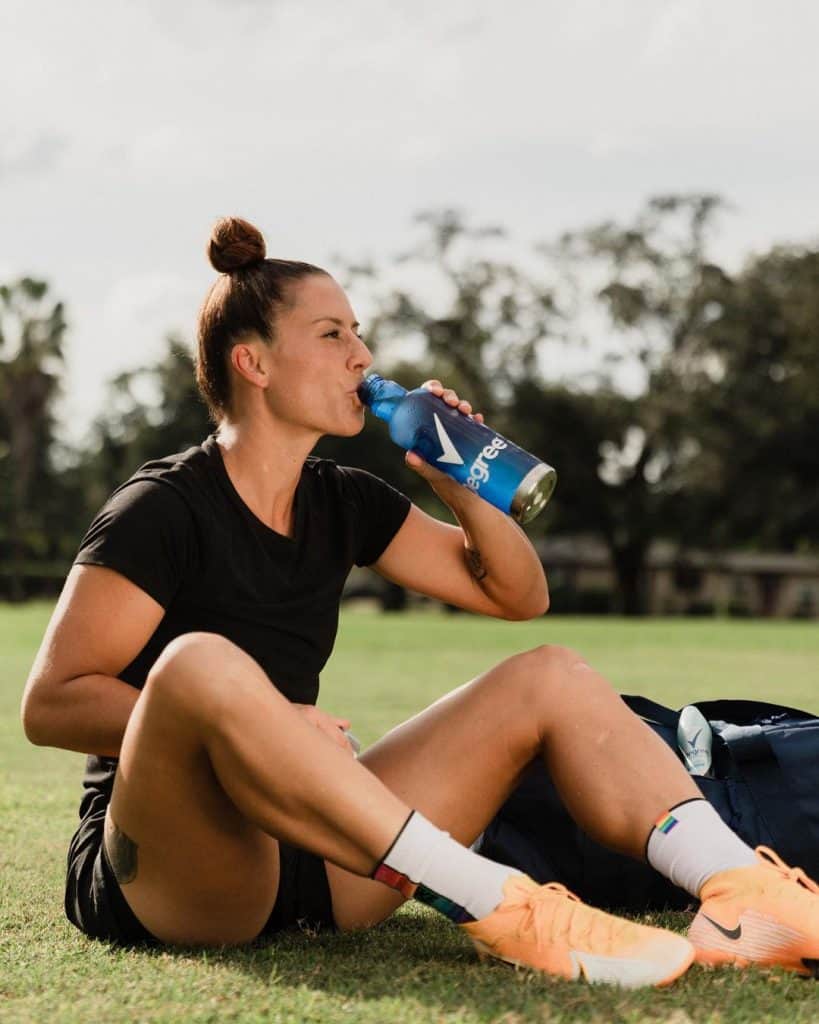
left=510, top=463, right=557, bottom=523
left=356, top=374, right=382, bottom=406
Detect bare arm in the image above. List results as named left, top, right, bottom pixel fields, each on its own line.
left=372, top=382, right=548, bottom=620
left=375, top=479, right=548, bottom=620
left=20, top=565, right=166, bottom=756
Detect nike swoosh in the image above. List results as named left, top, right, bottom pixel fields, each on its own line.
left=433, top=413, right=464, bottom=465
left=703, top=914, right=742, bottom=940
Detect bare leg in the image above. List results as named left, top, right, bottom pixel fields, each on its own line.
left=110, top=634, right=696, bottom=944
left=328, top=644, right=699, bottom=929
left=108, top=632, right=410, bottom=945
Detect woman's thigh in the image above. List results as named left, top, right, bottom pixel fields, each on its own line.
left=327, top=646, right=551, bottom=930
left=106, top=656, right=280, bottom=946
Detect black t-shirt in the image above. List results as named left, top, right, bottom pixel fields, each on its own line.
left=71, top=434, right=411, bottom=821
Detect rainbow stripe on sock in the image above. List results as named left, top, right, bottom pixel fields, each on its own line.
left=414, top=884, right=474, bottom=924
left=654, top=811, right=679, bottom=835
left=372, top=865, right=475, bottom=923
left=373, top=863, right=418, bottom=900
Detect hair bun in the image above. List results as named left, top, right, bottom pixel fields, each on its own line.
left=207, top=217, right=266, bottom=273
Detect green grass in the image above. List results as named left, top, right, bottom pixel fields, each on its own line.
left=2, top=603, right=819, bottom=1023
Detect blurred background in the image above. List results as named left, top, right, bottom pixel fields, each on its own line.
left=2, top=0, right=818, bottom=617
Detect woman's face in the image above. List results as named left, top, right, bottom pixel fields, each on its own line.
left=262, top=274, right=373, bottom=438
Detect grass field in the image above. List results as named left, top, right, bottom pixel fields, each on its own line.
left=2, top=603, right=819, bottom=1023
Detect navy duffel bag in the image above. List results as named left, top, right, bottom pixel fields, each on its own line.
left=477, top=695, right=819, bottom=912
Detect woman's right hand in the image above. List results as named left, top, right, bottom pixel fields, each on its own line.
left=292, top=704, right=355, bottom=756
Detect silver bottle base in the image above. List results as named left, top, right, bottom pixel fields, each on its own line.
left=510, top=463, right=557, bottom=524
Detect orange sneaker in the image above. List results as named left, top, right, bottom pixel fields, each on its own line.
left=689, top=846, right=819, bottom=976
left=461, top=876, right=694, bottom=988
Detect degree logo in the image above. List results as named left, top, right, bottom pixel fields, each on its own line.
left=433, top=414, right=464, bottom=465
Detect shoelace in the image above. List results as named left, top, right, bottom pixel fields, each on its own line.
left=503, top=881, right=632, bottom=952
left=757, top=846, right=819, bottom=895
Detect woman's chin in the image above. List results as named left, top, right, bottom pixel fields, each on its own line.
left=340, top=409, right=367, bottom=437
left=321, top=415, right=366, bottom=439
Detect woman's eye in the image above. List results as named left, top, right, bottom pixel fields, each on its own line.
left=322, top=328, right=365, bottom=340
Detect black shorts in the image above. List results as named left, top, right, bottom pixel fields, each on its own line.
left=64, top=810, right=336, bottom=946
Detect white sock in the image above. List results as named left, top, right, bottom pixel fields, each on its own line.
left=646, top=798, right=758, bottom=898
left=374, top=811, right=518, bottom=922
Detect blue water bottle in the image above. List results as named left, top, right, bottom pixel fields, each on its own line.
left=357, top=374, right=557, bottom=524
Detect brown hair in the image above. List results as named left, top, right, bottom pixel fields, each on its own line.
left=196, top=217, right=328, bottom=421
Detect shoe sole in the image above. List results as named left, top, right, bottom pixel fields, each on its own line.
left=690, top=909, right=819, bottom=978
left=470, top=938, right=695, bottom=989
left=694, top=947, right=818, bottom=977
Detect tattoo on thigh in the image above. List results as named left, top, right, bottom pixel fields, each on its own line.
left=107, top=821, right=139, bottom=885
left=466, top=547, right=488, bottom=581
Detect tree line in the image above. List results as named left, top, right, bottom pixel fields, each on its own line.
left=2, top=195, right=818, bottom=612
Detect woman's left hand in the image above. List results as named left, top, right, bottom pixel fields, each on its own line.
left=404, top=380, right=484, bottom=481
left=292, top=704, right=356, bottom=756
left=420, top=379, right=484, bottom=423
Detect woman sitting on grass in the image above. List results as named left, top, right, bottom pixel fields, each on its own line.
left=21, top=217, right=819, bottom=988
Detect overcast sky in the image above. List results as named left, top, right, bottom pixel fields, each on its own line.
left=2, top=0, right=818, bottom=443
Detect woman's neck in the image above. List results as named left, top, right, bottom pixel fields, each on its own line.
left=215, top=417, right=319, bottom=537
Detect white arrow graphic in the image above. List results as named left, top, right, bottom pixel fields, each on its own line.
left=433, top=413, right=464, bottom=465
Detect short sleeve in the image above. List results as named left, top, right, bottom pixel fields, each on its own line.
left=73, top=478, right=199, bottom=607
left=337, top=466, right=411, bottom=567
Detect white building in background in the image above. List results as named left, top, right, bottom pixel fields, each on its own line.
left=537, top=537, right=819, bottom=619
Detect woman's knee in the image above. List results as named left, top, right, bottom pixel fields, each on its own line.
left=511, top=642, right=587, bottom=676
left=144, top=632, right=262, bottom=716
left=508, top=644, right=605, bottom=703
left=149, top=631, right=231, bottom=681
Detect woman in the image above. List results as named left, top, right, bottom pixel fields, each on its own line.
left=21, top=218, right=819, bottom=987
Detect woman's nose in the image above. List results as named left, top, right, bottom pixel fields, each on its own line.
left=350, top=334, right=373, bottom=371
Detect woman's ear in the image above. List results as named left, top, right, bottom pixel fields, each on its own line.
left=230, top=338, right=269, bottom=391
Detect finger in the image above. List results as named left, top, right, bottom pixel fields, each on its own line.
left=422, top=379, right=443, bottom=392
left=442, top=389, right=460, bottom=406
left=457, top=400, right=472, bottom=415
left=333, top=717, right=352, bottom=730
left=405, top=451, right=441, bottom=480
left=474, top=413, right=485, bottom=424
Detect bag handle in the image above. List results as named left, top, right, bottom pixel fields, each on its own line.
left=711, top=723, right=772, bottom=763
left=622, top=695, right=679, bottom=729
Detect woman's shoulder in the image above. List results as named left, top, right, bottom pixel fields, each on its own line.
left=110, top=436, right=219, bottom=505
left=129, top=434, right=216, bottom=481
left=74, top=440, right=218, bottom=598
left=80, top=438, right=219, bottom=552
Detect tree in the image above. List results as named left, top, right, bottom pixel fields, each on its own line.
left=537, top=194, right=731, bottom=612
left=86, top=335, right=212, bottom=505
left=510, top=379, right=644, bottom=605
left=0, top=278, right=67, bottom=600
left=332, top=203, right=730, bottom=614
left=342, top=208, right=556, bottom=423
left=691, top=246, right=819, bottom=554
